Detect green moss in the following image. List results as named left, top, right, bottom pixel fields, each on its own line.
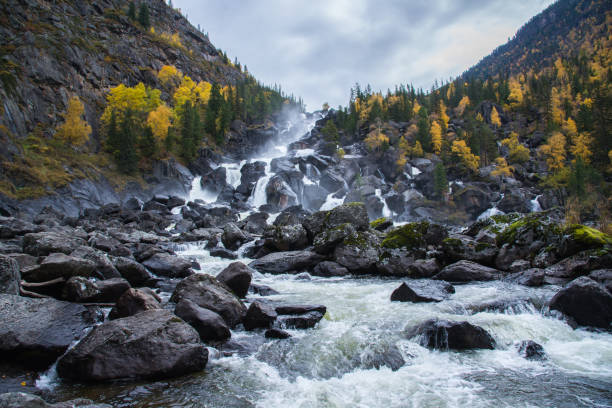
left=343, top=232, right=370, bottom=249
left=564, top=224, right=612, bottom=247
left=370, top=218, right=388, bottom=229
left=442, top=237, right=462, bottom=248
left=491, top=213, right=521, bottom=224
left=496, top=213, right=561, bottom=247
left=381, top=222, right=429, bottom=250
left=475, top=242, right=495, bottom=252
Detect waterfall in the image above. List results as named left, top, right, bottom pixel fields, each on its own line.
left=531, top=195, right=543, bottom=212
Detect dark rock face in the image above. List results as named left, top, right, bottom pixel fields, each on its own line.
left=216, top=262, right=252, bottom=298
left=549, top=277, right=612, bottom=328
left=312, top=261, right=350, bottom=277
left=244, top=301, right=278, bottom=330
left=264, top=224, right=309, bottom=252
left=589, top=269, right=612, bottom=293
left=433, top=260, right=501, bottom=282
left=0, top=254, right=20, bottom=294
left=265, top=328, right=291, bottom=339
left=333, top=231, right=380, bottom=273
left=406, top=319, right=496, bottom=350
left=22, top=231, right=86, bottom=256
left=22, top=253, right=96, bottom=283
left=278, top=311, right=325, bottom=329
left=141, top=252, right=192, bottom=278
left=57, top=310, right=208, bottom=381
left=108, top=288, right=162, bottom=319
left=517, top=340, right=546, bottom=360
left=174, top=299, right=231, bottom=343
left=0, top=294, right=94, bottom=368
left=249, top=250, right=325, bottom=274
left=113, top=256, right=153, bottom=287
left=222, top=223, right=252, bottom=251
left=390, top=281, right=454, bottom=303
left=170, top=274, right=246, bottom=327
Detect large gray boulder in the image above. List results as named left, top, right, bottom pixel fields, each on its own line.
left=113, top=256, right=153, bottom=287
left=333, top=231, right=380, bottom=273
left=549, top=277, right=612, bottom=329
left=22, top=253, right=96, bottom=283
left=171, top=274, right=246, bottom=327
left=62, top=277, right=130, bottom=303
left=249, top=250, right=325, bottom=274
left=390, top=281, right=454, bottom=303
left=264, top=224, right=309, bottom=252
left=57, top=310, right=208, bottom=381
left=141, top=252, right=192, bottom=278
left=0, top=254, right=20, bottom=294
left=433, top=260, right=501, bottom=282
left=174, top=299, right=231, bottom=343
left=108, top=288, right=162, bottom=319
left=406, top=319, right=496, bottom=350
left=243, top=301, right=278, bottom=330
left=0, top=392, right=111, bottom=408
left=216, top=262, right=252, bottom=298
left=0, top=294, right=94, bottom=367
left=22, top=231, right=86, bottom=256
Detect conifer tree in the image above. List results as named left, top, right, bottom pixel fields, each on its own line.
left=433, top=162, right=448, bottom=201
left=116, top=110, right=139, bottom=174
left=138, top=3, right=150, bottom=29
left=416, top=107, right=431, bottom=152
left=128, top=2, right=136, bottom=20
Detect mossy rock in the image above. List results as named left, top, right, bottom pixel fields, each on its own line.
left=496, top=213, right=561, bottom=247
left=381, top=222, right=430, bottom=250
left=563, top=224, right=612, bottom=248
left=370, top=218, right=388, bottom=229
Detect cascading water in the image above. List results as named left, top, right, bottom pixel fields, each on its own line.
left=39, top=112, right=612, bottom=407
left=531, top=195, right=543, bottom=212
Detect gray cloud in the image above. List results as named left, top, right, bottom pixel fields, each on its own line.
left=173, top=0, right=554, bottom=111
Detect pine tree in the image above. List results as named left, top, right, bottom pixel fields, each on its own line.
left=105, top=110, right=120, bottom=154
left=433, top=162, right=448, bottom=201
left=139, top=126, right=158, bottom=159
left=138, top=3, right=150, bottom=29
left=128, top=2, right=136, bottom=20
left=116, top=110, right=139, bottom=174
left=416, top=107, right=431, bottom=152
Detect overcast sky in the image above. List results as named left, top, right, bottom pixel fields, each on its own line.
left=173, top=0, right=555, bottom=111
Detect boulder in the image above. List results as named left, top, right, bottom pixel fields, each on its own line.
left=441, top=236, right=498, bottom=267
left=333, top=231, right=380, bottom=273
left=221, top=223, right=252, bottom=250
left=91, top=278, right=131, bottom=302
left=265, top=329, right=291, bottom=339
left=390, top=281, right=454, bottom=303
left=504, top=268, right=545, bottom=287
left=0, top=254, right=20, bottom=294
left=22, top=231, right=86, bottom=256
left=174, top=299, right=231, bottom=343
left=0, top=217, right=42, bottom=239
left=312, top=223, right=356, bottom=254
left=216, top=262, right=252, bottom=298
left=141, top=252, right=192, bottom=278
left=275, top=304, right=327, bottom=315
left=517, top=340, right=546, bottom=360
left=243, top=301, right=278, bottom=330
left=108, top=288, right=161, bottom=319
left=326, top=203, right=369, bottom=231
left=70, top=246, right=121, bottom=280
left=549, top=277, right=612, bottom=328
left=249, top=250, right=325, bottom=274
left=405, top=319, right=495, bottom=350
left=0, top=294, right=94, bottom=367
left=209, top=248, right=238, bottom=260
left=319, top=170, right=346, bottom=193
left=249, top=284, right=280, bottom=296
left=22, top=253, right=96, bottom=283
left=278, top=311, right=324, bottom=329
left=57, top=310, right=208, bottom=381
left=588, top=269, right=612, bottom=293
left=433, top=260, right=501, bottom=282
left=312, top=261, right=350, bottom=277
left=171, top=274, right=246, bottom=327
left=264, top=224, right=309, bottom=252
left=543, top=252, right=605, bottom=285
left=376, top=252, right=440, bottom=278
left=113, top=256, right=153, bottom=287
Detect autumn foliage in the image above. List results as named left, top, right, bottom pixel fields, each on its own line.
left=55, top=97, right=92, bottom=146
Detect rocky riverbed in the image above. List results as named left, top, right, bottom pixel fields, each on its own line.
left=0, top=112, right=611, bottom=407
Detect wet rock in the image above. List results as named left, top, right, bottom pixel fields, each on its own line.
left=588, top=269, right=612, bottom=293
left=508, top=259, right=531, bottom=273
left=108, top=288, right=162, bottom=319
left=497, top=189, right=530, bottom=213
left=62, top=277, right=130, bottom=303
left=167, top=196, right=186, bottom=209
left=273, top=205, right=311, bottom=227
left=244, top=301, right=278, bottom=330
left=433, top=260, right=501, bottom=282
left=504, top=268, right=545, bottom=287
left=141, top=252, right=192, bottom=278
left=451, top=186, right=491, bottom=219
left=171, top=274, right=246, bottom=327
left=22, top=231, right=86, bottom=256
left=278, top=311, right=324, bottom=329
left=319, top=170, right=346, bottom=193
left=333, top=231, right=380, bottom=273
left=249, top=284, right=279, bottom=296
left=174, top=299, right=231, bottom=343
left=0, top=392, right=112, bottom=408
left=264, top=224, right=309, bottom=252
left=265, top=328, right=291, bottom=339
left=327, top=203, right=369, bottom=231
left=209, top=248, right=238, bottom=260
left=360, top=343, right=405, bottom=371
left=543, top=251, right=606, bottom=285
left=57, top=310, right=208, bottom=381
left=240, top=161, right=267, bottom=185
left=441, top=235, right=498, bottom=267
left=312, top=261, right=350, bottom=277
left=70, top=246, right=121, bottom=280
left=390, top=281, right=454, bottom=303
left=240, top=212, right=269, bottom=234
left=302, top=184, right=328, bottom=212
left=216, top=262, right=252, bottom=298
left=0, top=217, right=41, bottom=239
left=22, top=253, right=96, bottom=283
left=222, top=223, right=252, bottom=251
left=275, top=304, right=327, bottom=315
left=549, top=277, right=612, bottom=329
left=113, top=256, right=153, bottom=287
left=517, top=340, right=546, bottom=360
left=405, top=319, right=496, bottom=350
left=249, top=250, right=325, bottom=274
left=313, top=223, right=356, bottom=254
left=377, top=252, right=441, bottom=278
left=0, top=294, right=95, bottom=368
left=0, top=254, right=20, bottom=294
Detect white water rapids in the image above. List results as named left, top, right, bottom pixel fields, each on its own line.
left=39, top=113, right=612, bottom=407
